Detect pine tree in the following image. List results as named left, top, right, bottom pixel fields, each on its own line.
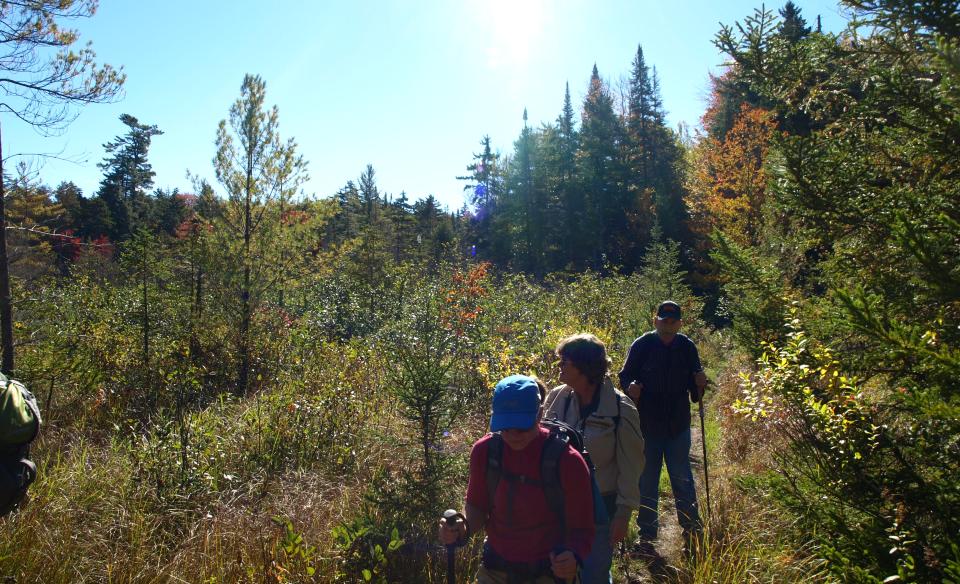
left=559, top=83, right=578, bottom=181
left=713, top=3, right=960, bottom=578
left=504, top=108, right=547, bottom=272
left=358, top=164, right=380, bottom=223
left=274, top=138, right=308, bottom=308
left=213, top=74, right=285, bottom=395
left=74, top=197, right=114, bottom=241
left=457, top=135, right=504, bottom=260
left=414, top=194, right=451, bottom=267
left=778, top=1, right=811, bottom=43
left=556, top=82, right=584, bottom=270
left=624, top=46, right=660, bottom=262
left=54, top=181, right=82, bottom=223
left=329, top=180, right=362, bottom=244
left=625, top=46, right=689, bottom=255
left=95, top=114, right=163, bottom=240
left=151, top=188, right=188, bottom=237
left=635, top=222, right=702, bottom=323
left=386, top=191, right=415, bottom=262
left=352, top=165, right=389, bottom=278
left=578, top=64, right=623, bottom=269
left=0, top=1, right=123, bottom=373
left=4, top=170, right=63, bottom=280
left=534, top=121, right=568, bottom=272
left=628, top=46, right=657, bottom=187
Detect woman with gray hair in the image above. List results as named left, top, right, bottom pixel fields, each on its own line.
left=543, top=333, right=645, bottom=584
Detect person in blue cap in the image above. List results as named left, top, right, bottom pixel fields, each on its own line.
left=618, top=301, right=708, bottom=558
left=439, top=374, right=595, bottom=583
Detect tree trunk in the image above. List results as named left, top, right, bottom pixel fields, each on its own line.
left=0, top=124, right=15, bottom=375
left=238, top=164, right=253, bottom=397
left=278, top=185, right=286, bottom=308
left=142, top=240, right=150, bottom=372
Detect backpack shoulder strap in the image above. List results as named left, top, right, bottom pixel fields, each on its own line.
left=613, top=390, right=623, bottom=434
left=540, top=432, right=568, bottom=532
left=17, top=383, right=41, bottom=444
left=486, top=433, right=504, bottom=509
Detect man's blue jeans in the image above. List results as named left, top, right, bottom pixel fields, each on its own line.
left=636, top=427, right=701, bottom=540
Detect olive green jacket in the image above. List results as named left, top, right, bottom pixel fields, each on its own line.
left=543, top=378, right=645, bottom=521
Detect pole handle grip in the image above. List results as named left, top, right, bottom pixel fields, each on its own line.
left=442, top=508, right=464, bottom=526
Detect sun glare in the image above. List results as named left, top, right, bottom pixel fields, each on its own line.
left=468, top=0, right=547, bottom=69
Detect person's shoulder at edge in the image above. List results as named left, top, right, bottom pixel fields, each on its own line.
left=472, top=431, right=495, bottom=448
left=626, top=331, right=657, bottom=355
left=557, top=435, right=589, bottom=471
left=609, top=384, right=636, bottom=408
left=635, top=330, right=658, bottom=343
left=676, top=332, right=702, bottom=354
left=544, top=384, right=572, bottom=409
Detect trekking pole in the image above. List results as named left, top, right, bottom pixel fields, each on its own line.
left=698, top=398, right=712, bottom=520
left=442, top=509, right=464, bottom=584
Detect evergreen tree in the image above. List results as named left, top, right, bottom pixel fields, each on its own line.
left=635, top=222, right=702, bottom=323
left=4, top=171, right=63, bottom=280
left=274, top=138, right=309, bottom=307
left=119, top=228, right=165, bottom=405
left=54, top=181, right=83, bottom=225
left=534, top=121, right=568, bottom=272
left=358, top=164, right=380, bottom=222
left=329, top=180, right=362, bottom=244
left=212, top=74, right=285, bottom=395
left=558, top=83, right=578, bottom=180
left=95, top=114, right=163, bottom=240
left=713, top=3, right=960, bottom=578
left=414, top=195, right=444, bottom=264
left=0, top=0, right=123, bottom=373
left=73, top=197, right=114, bottom=241
left=457, top=135, right=504, bottom=260
left=625, top=46, right=690, bottom=255
left=505, top=108, right=547, bottom=272
left=778, top=1, right=811, bottom=43
left=577, top=64, right=623, bottom=269
left=627, top=46, right=658, bottom=187
left=556, top=82, right=585, bottom=270
left=351, top=165, right=390, bottom=285
left=386, top=191, right=416, bottom=263
left=624, top=46, right=660, bottom=262
left=152, top=188, right=189, bottom=237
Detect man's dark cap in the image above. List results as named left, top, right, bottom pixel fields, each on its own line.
left=656, top=301, right=682, bottom=320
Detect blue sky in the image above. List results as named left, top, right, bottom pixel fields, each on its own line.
left=6, top=0, right=848, bottom=210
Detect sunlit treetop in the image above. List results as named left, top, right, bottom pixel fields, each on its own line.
left=0, top=0, right=125, bottom=132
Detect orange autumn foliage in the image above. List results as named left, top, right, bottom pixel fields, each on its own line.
left=441, top=262, right=491, bottom=337
left=690, top=103, right=777, bottom=247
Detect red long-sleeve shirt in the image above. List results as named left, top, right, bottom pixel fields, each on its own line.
left=465, top=426, right=594, bottom=563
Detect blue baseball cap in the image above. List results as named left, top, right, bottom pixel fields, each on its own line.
left=489, top=375, right=540, bottom=432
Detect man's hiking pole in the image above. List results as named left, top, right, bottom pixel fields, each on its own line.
left=442, top=509, right=464, bottom=584
left=698, top=398, right=712, bottom=520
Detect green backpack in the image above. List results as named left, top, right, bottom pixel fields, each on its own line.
left=0, top=372, right=40, bottom=516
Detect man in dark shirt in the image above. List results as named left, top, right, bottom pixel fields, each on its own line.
left=618, top=301, right=707, bottom=556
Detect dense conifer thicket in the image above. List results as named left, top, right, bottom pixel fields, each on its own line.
left=0, top=0, right=957, bottom=582
left=709, top=1, right=960, bottom=580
